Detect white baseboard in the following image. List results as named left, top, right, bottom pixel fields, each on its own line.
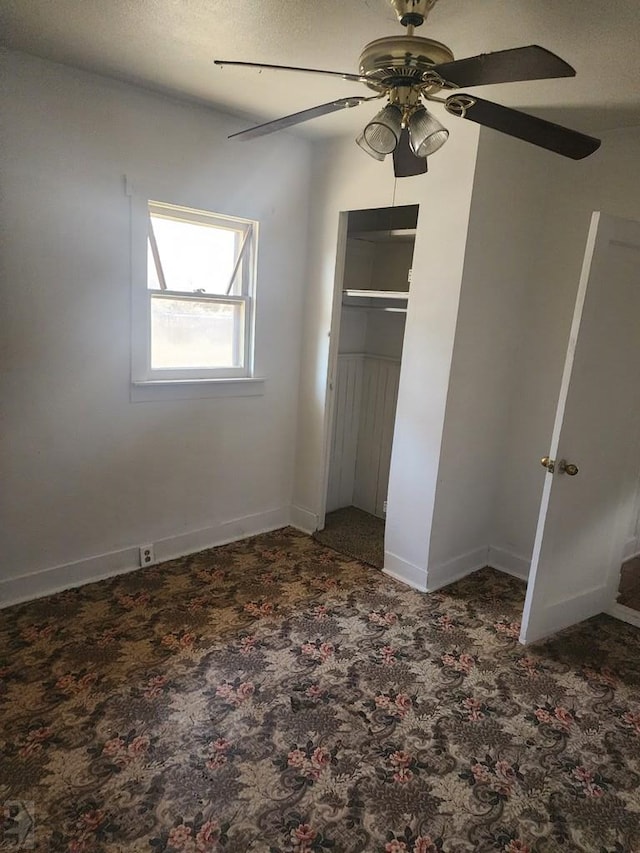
left=425, top=547, right=488, bottom=592
left=520, top=583, right=611, bottom=645
left=289, top=504, right=319, bottom=534
left=383, top=551, right=427, bottom=592
left=608, top=602, right=640, bottom=628
left=0, top=507, right=289, bottom=609
left=379, top=541, right=533, bottom=596
left=384, top=545, right=513, bottom=595
left=487, top=545, right=531, bottom=581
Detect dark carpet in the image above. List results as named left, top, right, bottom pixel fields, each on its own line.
left=314, top=505, right=385, bottom=568
left=2, top=528, right=640, bottom=851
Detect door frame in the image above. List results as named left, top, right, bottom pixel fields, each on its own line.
left=316, top=211, right=350, bottom=532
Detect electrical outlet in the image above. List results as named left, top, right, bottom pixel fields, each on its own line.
left=139, top=545, right=154, bottom=566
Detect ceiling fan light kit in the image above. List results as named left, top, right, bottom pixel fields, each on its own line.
left=356, top=132, right=386, bottom=161
left=215, top=0, right=601, bottom=177
left=409, top=108, right=449, bottom=157
left=362, top=104, right=403, bottom=154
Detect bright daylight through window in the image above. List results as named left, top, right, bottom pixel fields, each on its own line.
left=145, top=201, right=256, bottom=379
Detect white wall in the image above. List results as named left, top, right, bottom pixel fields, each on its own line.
left=491, top=125, right=640, bottom=570
left=291, top=121, right=480, bottom=590
left=0, top=51, right=312, bottom=604
left=426, top=132, right=552, bottom=585
left=427, top=124, right=640, bottom=590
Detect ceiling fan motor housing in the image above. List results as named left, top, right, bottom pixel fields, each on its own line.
left=389, top=0, right=440, bottom=27
left=359, top=35, right=454, bottom=90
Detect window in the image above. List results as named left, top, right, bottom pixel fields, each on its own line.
left=141, top=201, right=257, bottom=381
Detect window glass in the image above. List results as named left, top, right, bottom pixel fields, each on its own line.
left=148, top=215, right=240, bottom=295
left=150, top=296, right=245, bottom=370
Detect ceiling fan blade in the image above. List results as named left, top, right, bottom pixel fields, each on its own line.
left=214, top=59, right=370, bottom=85
left=228, top=97, right=369, bottom=141
left=446, top=94, right=601, bottom=160
left=393, top=128, right=428, bottom=178
left=433, top=45, right=575, bottom=88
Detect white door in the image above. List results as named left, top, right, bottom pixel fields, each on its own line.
left=520, top=212, right=640, bottom=644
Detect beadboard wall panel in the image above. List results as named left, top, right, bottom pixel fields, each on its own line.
left=326, top=355, right=364, bottom=513
left=327, top=353, right=400, bottom=518
left=354, top=357, right=401, bottom=517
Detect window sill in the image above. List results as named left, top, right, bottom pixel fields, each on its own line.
left=131, top=377, right=266, bottom=402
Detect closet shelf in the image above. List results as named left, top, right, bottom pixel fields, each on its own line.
left=342, top=289, right=409, bottom=300
left=348, top=228, right=416, bottom=243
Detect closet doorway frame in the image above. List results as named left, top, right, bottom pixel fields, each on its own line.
left=317, top=206, right=415, bottom=532
left=317, top=211, right=350, bottom=532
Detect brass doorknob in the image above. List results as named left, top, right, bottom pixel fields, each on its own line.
left=540, top=457, right=579, bottom=476
left=540, top=456, right=555, bottom=473
left=558, top=460, right=579, bottom=476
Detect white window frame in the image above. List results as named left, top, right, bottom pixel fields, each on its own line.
left=132, top=198, right=258, bottom=385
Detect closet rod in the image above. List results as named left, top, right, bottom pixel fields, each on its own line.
left=342, top=304, right=406, bottom=313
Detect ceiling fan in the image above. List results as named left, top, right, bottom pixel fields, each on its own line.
left=215, top=0, right=601, bottom=177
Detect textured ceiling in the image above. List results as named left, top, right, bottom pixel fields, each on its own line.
left=2, top=0, right=640, bottom=139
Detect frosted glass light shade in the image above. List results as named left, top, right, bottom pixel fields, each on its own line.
left=362, top=105, right=403, bottom=155
left=409, top=108, right=449, bottom=157
left=356, top=133, right=386, bottom=161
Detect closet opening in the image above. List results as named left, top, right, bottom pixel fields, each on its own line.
left=614, top=475, right=640, bottom=622
left=617, top=555, right=640, bottom=612
left=316, top=203, right=419, bottom=569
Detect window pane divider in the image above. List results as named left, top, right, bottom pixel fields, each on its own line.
left=225, top=225, right=252, bottom=296
left=147, top=215, right=168, bottom=291
left=150, top=291, right=248, bottom=304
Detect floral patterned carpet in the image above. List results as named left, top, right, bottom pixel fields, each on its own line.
left=2, top=528, right=640, bottom=852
